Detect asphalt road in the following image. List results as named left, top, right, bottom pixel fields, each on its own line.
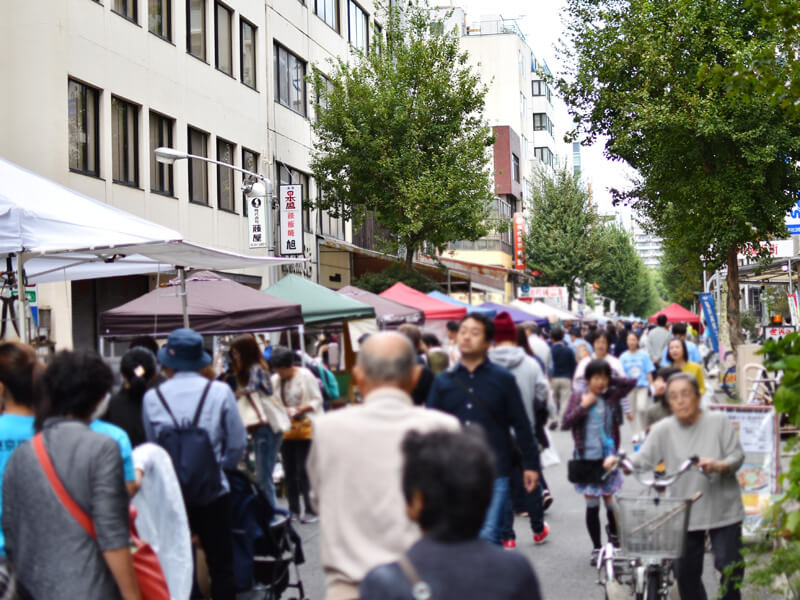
left=282, top=421, right=773, bottom=600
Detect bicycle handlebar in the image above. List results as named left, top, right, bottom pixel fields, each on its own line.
left=614, top=451, right=708, bottom=490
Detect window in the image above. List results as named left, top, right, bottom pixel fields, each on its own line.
left=512, top=154, right=520, bottom=183
left=149, top=0, right=171, bottom=39
left=277, top=163, right=311, bottom=232
left=315, top=72, right=334, bottom=117
left=188, top=127, right=208, bottom=205
left=68, top=79, right=100, bottom=176
left=241, top=147, right=259, bottom=216
left=534, top=146, right=554, bottom=168
left=215, top=2, right=232, bottom=76
left=149, top=111, right=174, bottom=195
left=113, top=0, right=137, bottom=22
left=240, top=18, right=256, bottom=88
left=533, top=113, right=553, bottom=135
left=217, top=138, right=235, bottom=212
left=531, top=79, right=551, bottom=103
left=111, top=97, right=139, bottom=186
left=274, top=44, right=306, bottom=116
left=315, top=0, right=338, bottom=30
left=348, top=0, right=368, bottom=52
left=187, top=0, right=206, bottom=60
left=318, top=190, right=345, bottom=240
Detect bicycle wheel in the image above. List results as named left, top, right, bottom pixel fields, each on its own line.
left=645, top=568, right=661, bottom=600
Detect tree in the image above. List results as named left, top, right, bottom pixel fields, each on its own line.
left=594, top=224, right=657, bottom=316
left=524, top=166, right=607, bottom=310
left=658, top=240, right=705, bottom=308
left=352, top=263, right=442, bottom=294
left=310, top=1, right=496, bottom=270
left=557, top=0, right=800, bottom=350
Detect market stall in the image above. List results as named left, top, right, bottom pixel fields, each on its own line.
left=427, top=291, right=497, bottom=317
left=478, top=302, right=548, bottom=326
left=337, top=285, right=424, bottom=328
left=648, top=303, right=701, bottom=327
left=379, top=282, right=467, bottom=321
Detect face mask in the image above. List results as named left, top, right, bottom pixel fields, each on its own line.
left=90, top=393, right=111, bottom=421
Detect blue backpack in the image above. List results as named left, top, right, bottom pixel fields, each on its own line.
left=155, top=382, right=223, bottom=507
left=317, top=364, right=340, bottom=403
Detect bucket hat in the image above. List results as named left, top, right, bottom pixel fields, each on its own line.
left=157, top=328, right=211, bottom=371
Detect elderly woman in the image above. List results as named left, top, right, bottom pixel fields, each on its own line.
left=605, top=372, right=745, bottom=600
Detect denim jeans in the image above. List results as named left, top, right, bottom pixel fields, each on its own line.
left=480, top=476, right=510, bottom=545
left=253, top=425, right=282, bottom=508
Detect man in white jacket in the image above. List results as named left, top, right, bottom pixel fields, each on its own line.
left=488, top=312, right=551, bottom=547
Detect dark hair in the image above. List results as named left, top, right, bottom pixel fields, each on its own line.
left=119, top=347, right=157, bottom=403
left=657, top=314, right=668, bottom=327
left=128, top=335, right=160, bottom=356
left=550, top=327, right=564, bottom=342
left=667, top=338, right=688, bottom=363
left=671, top=323, right=687, bottom=336
left=654, top=366, right=680, bottom=382
left=0, top=343, right=39, bottom=408
left=589, top=329, right=611, bottom=347
left=39, top=351, right=113, bottom=426
left=398, top=324, right=423, bottom=352
left=401, top=427, right=495, bottom=541
left=515, top=325, right=534, bottom=356
left=230, top=335, right=268, bottom=385
left=268, top=345, right=294, bottom=369
left=584, top=359, right=612, bottom=381
left=459, top=313, right=494, bottom=342
left=570, top=326, right=582, bottom=338
left=446, top=321, right=460, bottom=333
left=421, top=333, right=441, bottom=349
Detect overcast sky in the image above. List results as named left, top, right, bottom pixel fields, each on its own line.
left=448, top=0, right=637, bottom=220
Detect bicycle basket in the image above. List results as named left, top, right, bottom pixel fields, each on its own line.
left=614, top=495, right=693, bottom=558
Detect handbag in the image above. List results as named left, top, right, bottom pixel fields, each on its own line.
left=237, top=391, right=272, bottom=432
left=260, top=393, right=291, bottom=434
left=567, top=402, right=615, bottom=485
left=32, top=433, right=170, bottom=600
left=282, top=416, right=313, bottom=441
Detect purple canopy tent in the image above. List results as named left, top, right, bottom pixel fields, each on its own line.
left=337, top=285, right=424, bottom=328
left=478, top=302, right=548, bottom=326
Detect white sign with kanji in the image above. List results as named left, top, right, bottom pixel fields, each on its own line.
left=247, top=196, right=266, bottom=248
left=279, top=185, right=303, bottom=255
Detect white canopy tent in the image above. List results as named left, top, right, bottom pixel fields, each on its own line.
left=0, top=156, right=302, bottom=342
left=510, top=299, right=577, bottom=323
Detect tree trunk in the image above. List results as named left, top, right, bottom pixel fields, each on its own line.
left=726, top=245, right=745, bottom=353
left=404, top=244, right=414, bottom=271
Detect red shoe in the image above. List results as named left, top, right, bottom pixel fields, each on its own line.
left=533, top=523, right=550, bottom=544
left=502, top=539, right=516, bottom=549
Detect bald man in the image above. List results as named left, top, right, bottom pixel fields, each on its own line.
left=307, top=332, right=460, bottom=600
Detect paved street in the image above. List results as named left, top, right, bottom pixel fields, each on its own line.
left=285, top=419, right=772, bottom=600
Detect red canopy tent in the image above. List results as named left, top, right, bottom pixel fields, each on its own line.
left=379, top=282, right=467, bottom=321
left=648, top=303, right=701, bottom=327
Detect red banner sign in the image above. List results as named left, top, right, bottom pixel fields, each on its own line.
left=513, top=212, right=526, bottom=270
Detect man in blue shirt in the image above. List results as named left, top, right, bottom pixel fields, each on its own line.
left=427, top=314, right=540, bottom=546
left=659, top=323, right=702, bottom=366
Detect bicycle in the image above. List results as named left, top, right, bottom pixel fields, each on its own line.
left=596, top=453, right=707, bottom=600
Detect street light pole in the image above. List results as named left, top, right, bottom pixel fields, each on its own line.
left=154, top=147, right=278, bottom=287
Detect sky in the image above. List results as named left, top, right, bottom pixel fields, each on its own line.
left=446, top=0, right=637, bottom=221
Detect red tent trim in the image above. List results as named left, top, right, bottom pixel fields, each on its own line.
left=648, top=303, right=701, bottom=326
left=379, top=282, right=467, bottom=321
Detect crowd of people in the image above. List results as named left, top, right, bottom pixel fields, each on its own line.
left=0, top=307, right=746, bottom=600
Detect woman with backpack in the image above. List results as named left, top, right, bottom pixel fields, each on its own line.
left=230, top=335, right=286, bottom=509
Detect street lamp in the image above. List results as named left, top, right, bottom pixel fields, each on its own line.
left=154, top=146, right=278, bottom=287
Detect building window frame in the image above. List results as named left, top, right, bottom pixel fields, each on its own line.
left=68, top=78, right=100, bottom=177
left=240, top=18, right=257, bottom=89
left=188, top=126, right=209, bottom=205
left=274, top=43, right=307, bottom=117
left=347, top=0, right=368, bottom=52
left=216, top=137, right=236, bottom=213
left=531, top=79, right=552, bottom=103
left=241, top=147, right=259, bottom=217
left=276, top=162, right=311, bottom=233
left=149, top=111, right=174, bottom=196
left=314, top=0, right=338, bottom=31
left=148, top=0, right=172, bottom=40
left=112, top=0, right=137, bottom=23
left=318, top=189, right=346, bottom=240
left=511, top=153, right=520, bottom=183
left=214, top=1, right=233, bottom=76
left=187, top=0, right=206, bottom=61
left=111, top=96, right=140, bottom=187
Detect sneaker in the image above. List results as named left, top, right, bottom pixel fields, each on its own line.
left=590, top=548, right=601, bottom=566
left=300, top=512, right=319, bottom=524
left=502, top=539, right=516, bottom=549
left=548, top=421, right=558, bottom=431
left=542, top=490, right=553, bottom=512
left=533, top=523, right=549, bottom=544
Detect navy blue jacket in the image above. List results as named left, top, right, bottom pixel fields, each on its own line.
left=550, top=341, right=577, bottom=378
left=426, top=359, right=540, bottom=476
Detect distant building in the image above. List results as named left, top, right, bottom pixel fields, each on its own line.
left=573, top=142, right=582, bottom=177
left=633, top=225, right=664, bottom=268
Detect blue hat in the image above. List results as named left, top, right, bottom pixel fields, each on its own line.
left=157, top=328, right=212, bottom=371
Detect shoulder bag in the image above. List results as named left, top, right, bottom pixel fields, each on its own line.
left=566, top=403, right=614, bottom=485
left=397, top=553, right=433, bottom=600
left=32, top=433, right=170, bottom=600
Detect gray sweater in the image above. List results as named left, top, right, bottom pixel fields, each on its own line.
left=488, top=346, right=549, bottom=428
left=631, top=411, right=745, bottom=531
left=3, top=419, right=130, bottom=599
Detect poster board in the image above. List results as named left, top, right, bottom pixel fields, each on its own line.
left=709, top=404, right=779, bottom=538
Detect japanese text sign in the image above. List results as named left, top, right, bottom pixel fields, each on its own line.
left=279, top=185, right=303, bottom=256
left=513, top=212, right=526, bottom=270
left=247, top=196, right=266, bottom=248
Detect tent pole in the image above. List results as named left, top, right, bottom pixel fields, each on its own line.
left=298, top=324, right=306, bottom=358
left=177, top=266, right=190, bottom=329
left=16, top=254, right=28, bottom=344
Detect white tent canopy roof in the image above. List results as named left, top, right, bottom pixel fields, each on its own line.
left=0, top=156, right=302, bottom=283
left=510, top=299, right=577, bottom=322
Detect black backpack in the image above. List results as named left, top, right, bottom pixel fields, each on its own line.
left=155, top=381, right=223, bottom=507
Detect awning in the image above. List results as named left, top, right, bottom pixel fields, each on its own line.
left=648, top=303, right=700, bottom=326
left=380, top=282, right=467, bottom=320
left=264, top=275, right=375, bottom=325
left=338, top=285, right=425, bottom=327
left=427, top=291, right=497, bottom=317
left=479, top=302, right=547, bottom=325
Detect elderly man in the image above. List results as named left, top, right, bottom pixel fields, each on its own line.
left=307, top=332, right=460, bottom=600
left=606, top=372, right=745, bottom=600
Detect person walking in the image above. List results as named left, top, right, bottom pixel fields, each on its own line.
left=660, top=322, right=703, bottom=366
left=666, top=338, right=706, bottom=396
left=646, top=314, right=671, bottom=366
left=550, top=327, right=576, bottom=422
left=104, top=346, right=157, bottom=448
left=143, top=328, right=246, bottom=600
left=609, top=372, right=745, bottom=600
left=3, top=350, right=140, bottom=600
left=427, top=313, right=540, bottom=546
left=269, top=346, right=323, bottom=523
left=524, top=323, right=552, bottom=376
left=488, top=312, right=550, bottom=547
left=307, top=332, right=459, bottom=600
left=359, top=428, right=542, bottom=600
left=619, top=331, right=655, bottom=443
left=561, top=359, right=636, bottom=564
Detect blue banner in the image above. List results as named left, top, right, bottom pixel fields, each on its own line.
left=697, top=292, right=719, bottom=354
